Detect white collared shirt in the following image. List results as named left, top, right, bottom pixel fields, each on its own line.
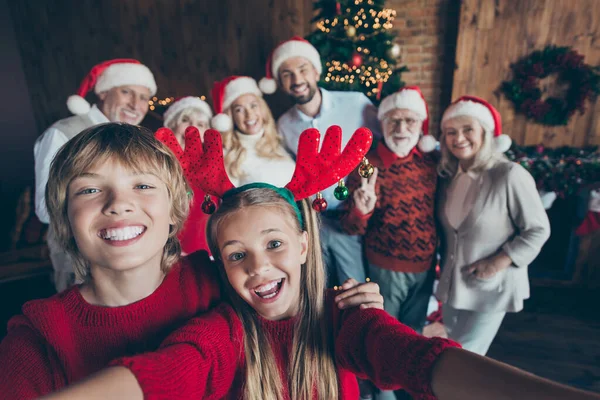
left=445, top=167, right=481, bottom=230
left=34, top=105, right=109, bottom=223
left=277, top=88, right=381, bottom=209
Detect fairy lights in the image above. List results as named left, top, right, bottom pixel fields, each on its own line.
left=147, top=95, right=207, bottom=112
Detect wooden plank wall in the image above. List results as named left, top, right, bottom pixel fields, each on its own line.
left=452, top=0, right=600, bottom=286
left=7, top=0, right=313, bottom=133
left=451, top=0, right=600, bottom=147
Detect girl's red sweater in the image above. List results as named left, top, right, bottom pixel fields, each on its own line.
left=113, top=297, right=459, bottom=399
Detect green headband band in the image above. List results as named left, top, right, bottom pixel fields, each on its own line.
left=222, top=182, right=304, bottom=227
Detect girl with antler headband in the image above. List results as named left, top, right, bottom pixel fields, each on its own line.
left=41, top=127, right=600, bottom=400
left=0, top=123, right=381, bottom=399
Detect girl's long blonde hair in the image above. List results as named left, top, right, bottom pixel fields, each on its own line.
left=206, top=188, right=339, bottom=400
left=221, top=95, right=288, bottom=181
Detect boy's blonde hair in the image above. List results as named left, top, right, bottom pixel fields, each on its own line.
left=46, top=123, right=190, bottom=281
left=206, top=188, right=339, bottom=400
left=222, top=95, right=289, bottom=181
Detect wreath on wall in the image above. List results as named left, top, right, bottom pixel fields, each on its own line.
left=501, top=46, right=600, bottom=126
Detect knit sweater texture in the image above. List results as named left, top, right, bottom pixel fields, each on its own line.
left=0, top=251, right=221, bottom=399
left=341, top=142, right=439, bottom=273
left=112, top=294, right=459, bottom=399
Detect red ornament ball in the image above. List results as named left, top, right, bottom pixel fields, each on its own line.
left=351, top=53, right=363, bottom=68
left=312, top=197, right=328, bottom=212
left=201, top=196, right=216, bottom=214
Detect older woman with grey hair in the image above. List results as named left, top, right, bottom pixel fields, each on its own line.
left=436, top=95, right=550, bottom=355
left=163, top=96, right=213, bottom=148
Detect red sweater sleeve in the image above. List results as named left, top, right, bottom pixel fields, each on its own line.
left=109, top=304, right=243, bottom=400
left=335, top=307, right=460, bottom=400
left=0, top=316, right=65, bottom=399
left=340, top=165, right=374, bottom=235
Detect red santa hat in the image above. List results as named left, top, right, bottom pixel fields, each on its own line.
left=442, top=95, right=512, bottom=153
left=210, top=76, right=263, bottom=132
left=66, top=59, right=157, bottom=115
left=258, top=36, right=322, bottom=94
left=163, top=96, right=213, bottom=128
left=378, top=86, right=438, bottom=153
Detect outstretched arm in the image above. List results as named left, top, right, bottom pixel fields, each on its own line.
left=41, top=304, right=243, bottom=400
left=40, top=367, right=141, bottom=400
left=431, top=347, right=600, bottom=400
left=336, top=307, right=600, bottom=400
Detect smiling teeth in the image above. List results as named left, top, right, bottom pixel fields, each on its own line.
left=100, top=226, right=144, bottom=241
left=254, top=279, right=281, bottom=293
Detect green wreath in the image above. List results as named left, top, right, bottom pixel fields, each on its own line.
left=501, top=46, right=600, bottom=126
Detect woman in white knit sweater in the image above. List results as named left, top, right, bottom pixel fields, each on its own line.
left=210, top=76, right=295, bottom=187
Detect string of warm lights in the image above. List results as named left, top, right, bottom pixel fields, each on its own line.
left=148, top=95, right=207, bottom=111
left=317, top=7, right=395, bottom=35
left=315, top=0, right=398, bottom=98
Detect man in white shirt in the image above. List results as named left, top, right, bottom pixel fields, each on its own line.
left=259, top=37, right=380, bottom=287
left=35, top=58, right=157, bottom=291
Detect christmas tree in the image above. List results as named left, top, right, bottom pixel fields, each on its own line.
left=306, top=0, right=407, bottom=104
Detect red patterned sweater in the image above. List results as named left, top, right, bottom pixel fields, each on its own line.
left=112, top=296, right=459, bottom=399
left=0, top=251, right=221, bottom=399
left=341, top=142, right=439, bottom=273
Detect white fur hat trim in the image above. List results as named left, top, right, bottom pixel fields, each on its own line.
left=378, top=89, right=428, bottom=121
left=163, top=97, right=213, bottom=128
left=94, top=63, right=157, bottom=95
left=442, top=100, right=495, bottom=133
left=221, top=77, right=262, bottom=112
left=271, top=41, right=322, bottom=79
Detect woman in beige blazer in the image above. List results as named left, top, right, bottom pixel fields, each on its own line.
left=436, top=96, right=550, bottom=355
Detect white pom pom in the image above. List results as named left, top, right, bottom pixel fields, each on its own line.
left=495, top=134, right=512, bottom=153
left=539, top=190, right=557, bottom=210
left=418, top=135, right=438, bottom=153
left=66, top=95, right=91, bottom=115
left=258, top=77, right=277, bottom=94
left=211, top=113, right=233, bottom=132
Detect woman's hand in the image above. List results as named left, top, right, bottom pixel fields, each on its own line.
left=352, top=167, right=379, bottom=215
left=462, top=252, right=512, bottom=280
left=334, top=278, right=384, bottom=310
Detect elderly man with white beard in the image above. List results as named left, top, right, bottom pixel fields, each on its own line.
left=341, top=86, right=439, bottom=400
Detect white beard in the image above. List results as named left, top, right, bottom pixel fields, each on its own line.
left=384, top=133, right=420, bottom=158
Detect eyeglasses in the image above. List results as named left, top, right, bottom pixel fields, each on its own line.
left=384, top=117, right=421, bottom=129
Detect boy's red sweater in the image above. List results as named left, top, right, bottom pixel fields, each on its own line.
left=113, top=297, right=460, bottom=399
left=0, top=251, right=221, bottom=399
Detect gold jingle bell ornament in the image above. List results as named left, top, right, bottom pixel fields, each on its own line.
left=358, top=157, right=375, bottom=179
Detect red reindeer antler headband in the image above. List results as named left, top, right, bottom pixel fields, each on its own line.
left=155, top=125, right=373, bottom=217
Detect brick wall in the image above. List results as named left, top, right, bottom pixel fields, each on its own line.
left=388, top=0, right=460, bottom=136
